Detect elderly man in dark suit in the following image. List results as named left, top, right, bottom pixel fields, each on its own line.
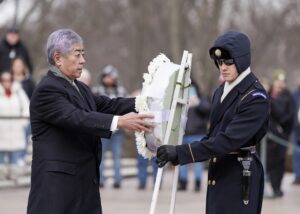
left=156, top=31, right=269, bottom=214
left=27, top=29, right=153, bottom=214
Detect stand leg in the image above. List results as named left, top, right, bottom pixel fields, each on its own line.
left=169, top=165, right=179, bottom=214
left=149, top=167, right=164, bottom=214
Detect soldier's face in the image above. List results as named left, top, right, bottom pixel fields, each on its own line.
left=219, top=62, right=239, bottom=83
left=55, top=44, right=86, bottom=80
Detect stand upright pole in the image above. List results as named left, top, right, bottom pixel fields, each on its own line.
left=149, top=51, right=192, bottom=214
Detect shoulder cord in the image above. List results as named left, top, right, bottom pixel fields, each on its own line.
left=240, top=89, right=256, bottom=103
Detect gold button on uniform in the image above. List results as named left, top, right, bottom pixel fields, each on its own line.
left=208, top=180, right=211, bottom=185
left=213, top=157, right=217, bottom=163
left=212, top=180, right=216, bottom=185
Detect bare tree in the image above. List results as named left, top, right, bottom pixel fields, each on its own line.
left=169, top=0, right=183, bottom=63
left=192, top=0, right=225, bottom=93
left=3, top=0, right=300, bottom=91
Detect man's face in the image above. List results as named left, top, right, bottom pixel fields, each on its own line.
left=57, top=44, right=85, bottom=80
left=218, top=60, right=239, bottom=83
left=6, top=32, right=19, bottom=46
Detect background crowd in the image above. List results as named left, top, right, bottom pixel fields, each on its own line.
left=0, top=27, right=300, bottom=201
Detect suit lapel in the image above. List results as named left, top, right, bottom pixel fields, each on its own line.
left=48, top=71, right=89, bottom=110
left=75, top=80, right=94, bottom=111
left=210, top=85, right=223, bottom=127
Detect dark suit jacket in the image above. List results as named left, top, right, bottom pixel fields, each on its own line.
left=176, top=72, right=269, bottom=214
left=27, top=71, right=135, bottom=214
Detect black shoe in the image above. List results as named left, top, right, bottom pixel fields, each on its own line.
left=273, top=189, right=284, bottom=198
left=138, top=183, right=146, bottom=190
left=194, top=180, right=201, bottom=192
left=113, top=183, right=121, bottom=189
left=265, top=189, right=284, bottom=199
left=178, top=180, right=187, bottom=191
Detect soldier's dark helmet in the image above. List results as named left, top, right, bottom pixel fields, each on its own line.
left=209, top=31, right=251, bottom=74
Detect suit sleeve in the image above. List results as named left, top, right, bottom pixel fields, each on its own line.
left=30, top=83, right=114, bottom=137
left=92, top=94, right=136, bottom=115
left=176, top=91, right=269, bottom=165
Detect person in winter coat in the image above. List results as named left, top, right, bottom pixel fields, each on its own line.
left=266, top=70, right=295, bottom=197
left=0, top=28, right=33, bottom=74
left=0, top=71, right=29, bottom=180
left=11, top=57, right=35, bottom=99
left=156, top=31, right=269, bottom=214
left=292, top=79, right=300, bottom=185
left=92, top=65, right=128, bottom=188
left=11, top=57, right=35, bottom=162
left=178, top=80, right=211, bottom=192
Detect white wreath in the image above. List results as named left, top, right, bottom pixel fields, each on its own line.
left=135, top=53, right=178, bottom=159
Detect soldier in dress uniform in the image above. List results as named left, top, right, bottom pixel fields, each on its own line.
left=156, top=31, right=269, bottom=214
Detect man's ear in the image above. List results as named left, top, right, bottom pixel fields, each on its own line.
left=53, top=52, right=62, bottom=67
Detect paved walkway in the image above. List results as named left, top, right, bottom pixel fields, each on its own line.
left=0, top=170, right=299, bottom=214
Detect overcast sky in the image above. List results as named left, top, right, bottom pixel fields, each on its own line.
left=0, top=0, right=31, bottom=27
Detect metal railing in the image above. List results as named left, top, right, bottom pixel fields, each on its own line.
left=260, top=132, right=300, bottom=172
left=0, top=116, right=29, bottom=119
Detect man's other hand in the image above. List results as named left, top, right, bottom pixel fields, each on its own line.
left=118, top=112, right=154, bottom=132
left=156, top=145, right=179, bottom=168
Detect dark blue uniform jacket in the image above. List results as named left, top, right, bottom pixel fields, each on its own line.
left=176, top=72, right=269, bottom=214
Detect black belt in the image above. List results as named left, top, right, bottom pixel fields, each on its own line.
left=229, top=145, right=256, bottom=155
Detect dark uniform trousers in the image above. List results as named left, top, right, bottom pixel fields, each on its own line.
left=27, top=71, right=135, bottom=214
left=176, top=72, right=269, bottom=214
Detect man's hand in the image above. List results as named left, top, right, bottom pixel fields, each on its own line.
left=118, top=112, right=154, bottom=132
left=156, top=145, right=179, bottom=168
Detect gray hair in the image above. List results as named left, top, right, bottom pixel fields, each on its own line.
left=46, top=29, right=83, bottom=65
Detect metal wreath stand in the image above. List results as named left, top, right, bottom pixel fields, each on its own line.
left=149, top=50, right=192, bottom=214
